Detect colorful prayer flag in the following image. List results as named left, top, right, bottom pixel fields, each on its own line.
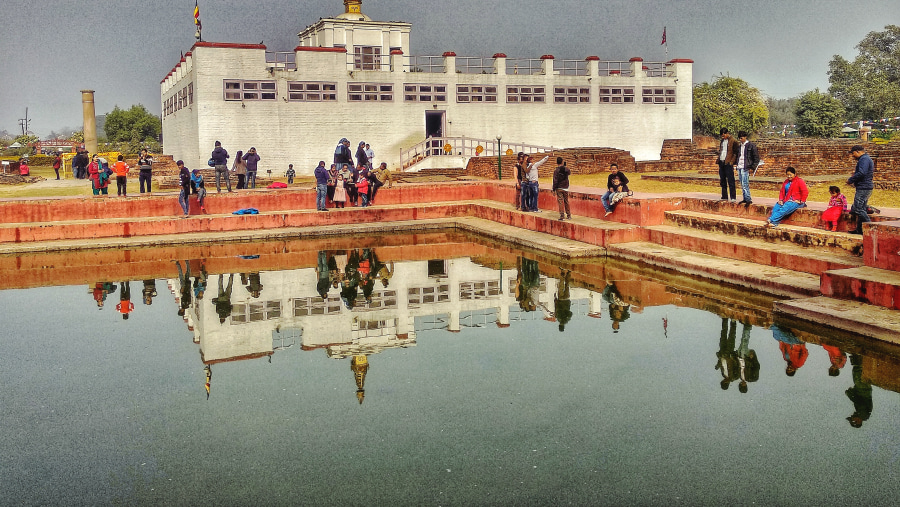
left=194, top=1, right=201, bottom=30
left=661, top=27, right=666, bottom=45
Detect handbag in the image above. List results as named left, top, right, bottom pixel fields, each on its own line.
left=208, top=158, right=216, bottom=167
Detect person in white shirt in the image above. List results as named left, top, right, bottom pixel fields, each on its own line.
left=524, top=155, right=549, bottom=212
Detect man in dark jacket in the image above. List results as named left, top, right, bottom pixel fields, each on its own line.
left=72, top=150, right=88, bottom=179
left=314, top=160, right=329, bottom=211
left=334, top=138, right=353, bottom=171
left=716, top=128, right=739, bottom=201
left=736, top=131, right=760, bottom=206
left=211, top=140, right=231, bottom=193
left=848, top=145, right=875, bottom=235
left=551, top=157, right=571, bottom=221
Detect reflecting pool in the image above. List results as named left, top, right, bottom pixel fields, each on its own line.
left=2, top=232, right=899, bottom=505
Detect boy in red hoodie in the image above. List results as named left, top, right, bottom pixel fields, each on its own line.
left=112, top=154, right=130, bottom=197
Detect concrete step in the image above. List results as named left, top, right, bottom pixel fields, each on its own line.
left=607, top=241, right=821, bottom=299
left=664, top=210, right=864, bottom=256
left=821, top=266, right=900, bottom=310
left=678, top=197, right=899, bottom=229
left=774, top=296, right=900, bottom=344
left=644, top=224, right=864, bottom=275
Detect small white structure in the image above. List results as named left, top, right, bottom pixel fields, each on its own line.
left=160, top=0, right=693, bottom=174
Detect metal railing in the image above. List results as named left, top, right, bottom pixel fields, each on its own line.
left=404, top=55, right=446, bottom=73
left=597, top=61, right=633, bottom=76
left=456, top=56, right=496, bottom=74
left=506, top=58, right=543, bottom=75
left=554, top=59, right=588, bottom=76
left=400, top=136, right=556, bottom=170
left=266, top=51, right=297, bottom=70
left=346, top=54, right=391, bottom=72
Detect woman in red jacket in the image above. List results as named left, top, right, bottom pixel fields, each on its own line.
left=766, top=167, right=808, bottom=227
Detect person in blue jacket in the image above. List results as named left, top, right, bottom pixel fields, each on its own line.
left=847, top=145, right=874, bottom=235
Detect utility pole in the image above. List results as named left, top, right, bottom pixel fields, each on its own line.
left=18, top=108, right=31, bottom=136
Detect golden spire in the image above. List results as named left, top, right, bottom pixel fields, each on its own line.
left=351, top=355, right=369, bottom=404
left=344, top=0, right=362, bottom=14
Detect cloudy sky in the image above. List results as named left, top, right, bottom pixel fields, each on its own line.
left=1, top=0, right=897, bottom=137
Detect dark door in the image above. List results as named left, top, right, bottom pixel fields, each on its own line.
left=425, top=111, right=444, bottom=138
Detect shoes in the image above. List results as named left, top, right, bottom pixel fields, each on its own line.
left=742, top=200, right=752, bottom=207
left=181, top=214, right=189, bottom=219
left=566, top=215, right=572, bottom=219
left=604, top=211, right=613, bottom=217
left=201, top=206, right=207, bottom=214
left=831, top=225, right=838, bottom=232
left=849, top=230, right=863, bottom=235
left=558, top=216, right=565, bottom=221
left=868, top=206, right=880, bottom=215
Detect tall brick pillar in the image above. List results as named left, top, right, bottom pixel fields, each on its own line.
left=81, top=90, right=98, bottom=155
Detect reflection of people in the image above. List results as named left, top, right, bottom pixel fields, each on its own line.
left=247, top=272, right=263, bottom=298
left=193, top=262, right=208, bottom=301
left=822, top=344, right=847, bottom=377
left=772, top=324, right=808, bottom=376
left=736, top=321, right=759, bottom=393
left=715, top=319, right=740, bottom=390
left=602, top=281, right=630, bottom=332
left=212, top=274, right=234, bottom=324
left=204, top=365, right=212, bottom=400
left=115, top=281, right=133, bottom=320
left=316, top=251, right=331, bottom=299
left=175, top=260, right=192, bottom=316
left=516, top=257, right=541, bottom=311
left=142, top=279, right=157, bottom=305
left=845, top=354, right=872, bottom=428
left=554, top=269, right=573, bottom=332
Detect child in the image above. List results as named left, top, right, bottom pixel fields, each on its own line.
left=191, top=169, right=207, bottom=213
left=605, top=176, right=631, bottom=217
left=822, top=185, right=847, bottom=232
left=112, top=154, right=130, bottom=197
left=332, top=174, right=347, bottom=208
left=286, top=164, right=295, bottom=185
left=356, top=173, right=370, bottom=207
left=18, top=158, right=29, bottom=176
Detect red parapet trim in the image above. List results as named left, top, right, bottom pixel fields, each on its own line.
left=493, top=53, right=507, bottom=58
left=642, top=66, right=649, bottom=70
left=629, top=57, right=644, bottom=62
left=295, top=45, right=348, bottom=53
left=390, top=49, right=404, bottom=55
left=193, top=41, right=267, bottom=50
left=184, top=51, right=192, bottom=57
left=609, top=70, right=621, bottom=74
left=442, top=51, right=457, bottom=57
left=668, top=58, right=694, bottom=63
left=585, top=56, right=600, bottom=61
left=540, top=54, right=555, bottom=60
left=202, top=351, right=273, bottom=365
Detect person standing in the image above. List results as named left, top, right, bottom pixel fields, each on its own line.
left=286, top=164, right=296, bottom=185
left=524, top=154, right=549, bottom=212
left=232, top=150, right=247, bottom=190
left=52, top=153, right=61, bottom=180
left=847, top=145, right=874, bottom=235
left=716, top=127, right=739, bottom=201
left=243, top=147, right=260, bottom=189
left=213, top=274, right=234, bottom=324
left=87, top=154, right=109, bottom=196
left=314, top=160, right=329, bottom=211
left=355, top=141, right=369, bottom=170
left=551, top=157, right=571, bottom=221
left=177, top=160, right=191, bottom=217
left=735, top=131, right=759, bottom=206
left=18, top=158, right=29, bottom=176
left=364, top=143, right=375, bottom=170
left=514, top=152, right=526, bottom=210
left=112, top=154, right=130, bottom=197
left=334, top=138, right=353, bottom=172
left=601, top=162, right=629, bottom=215
left=211, top=140, right=231, bottom=193
left=326, top=163, right=338, bottom=207
left=138, top=148, right=154, bottom=194
left=72, top=149, right=88, bottom=179
left=356, top=172, right=370, bottom=207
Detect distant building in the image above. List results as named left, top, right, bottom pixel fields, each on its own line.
left=160, top=0, right=693, bottom=174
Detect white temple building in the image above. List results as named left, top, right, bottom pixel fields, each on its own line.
left=160, top=0, right=693, bottom=174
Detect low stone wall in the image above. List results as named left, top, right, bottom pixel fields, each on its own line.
left=466, top=147, right=635, bottom=179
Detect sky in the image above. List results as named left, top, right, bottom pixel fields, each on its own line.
left=1, top=0, right=898, bottom=138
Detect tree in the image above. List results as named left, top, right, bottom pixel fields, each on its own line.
left=828, top=25, right=900, bottom=121
left=794, top=89, right=845, bottom=138
left=766, top=97, right=798, bottom=127
left=693, top=76, right=769, bottom=137
left=69, top=131, right=84, bottom=143
left=104, top=104, right=161, bottom=152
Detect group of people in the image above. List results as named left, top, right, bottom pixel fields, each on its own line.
left=316, top=137, right=392, bottom=211
left=89, top=280, right=158, bottom=319
left=210, top=141, right=261, bottom=191
left=762, top=144, right=876, bottom=234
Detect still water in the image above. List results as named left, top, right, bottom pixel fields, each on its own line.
left=2, top=232, right=899, bottom=505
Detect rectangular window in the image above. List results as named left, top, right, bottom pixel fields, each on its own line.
left=554, top=86, right=590, bottom=104
left=403, top=84, right=448, bottom=102
left=223, top=80, right=276, bottom=101
left=642, top=86, right=676, bottom=104
left=507, top=86, right=545, bottom=104
left=287, top=81, right=338, bottom=102
left=353, top=46, right=382, bottom=70
left=457, top=84, right=497, bottom=103
left=348, top=83, right=393, bottom=102
left=188, top=82, right=193, bottom=105
left=599, top=87, right=635, bottom=104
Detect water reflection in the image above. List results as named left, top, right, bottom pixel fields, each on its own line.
left=4, top=233, right=900, bottom=504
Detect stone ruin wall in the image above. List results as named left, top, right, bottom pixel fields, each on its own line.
left=466, top=147, right=636, bottom=180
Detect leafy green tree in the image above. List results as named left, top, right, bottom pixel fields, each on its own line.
left=69, top=131, right=84, bottom=143
left=693, top=76, right=769, bottom=137
left=104, top=104, right=161, bottom=152
left=766, top=97, right=798, bottom=127
left=794, top=89, right=845, bottom=138
left=828, top=25, right=900, bottom=121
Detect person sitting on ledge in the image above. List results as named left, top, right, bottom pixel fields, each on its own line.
left=765, top=166, right=808, bottom=228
